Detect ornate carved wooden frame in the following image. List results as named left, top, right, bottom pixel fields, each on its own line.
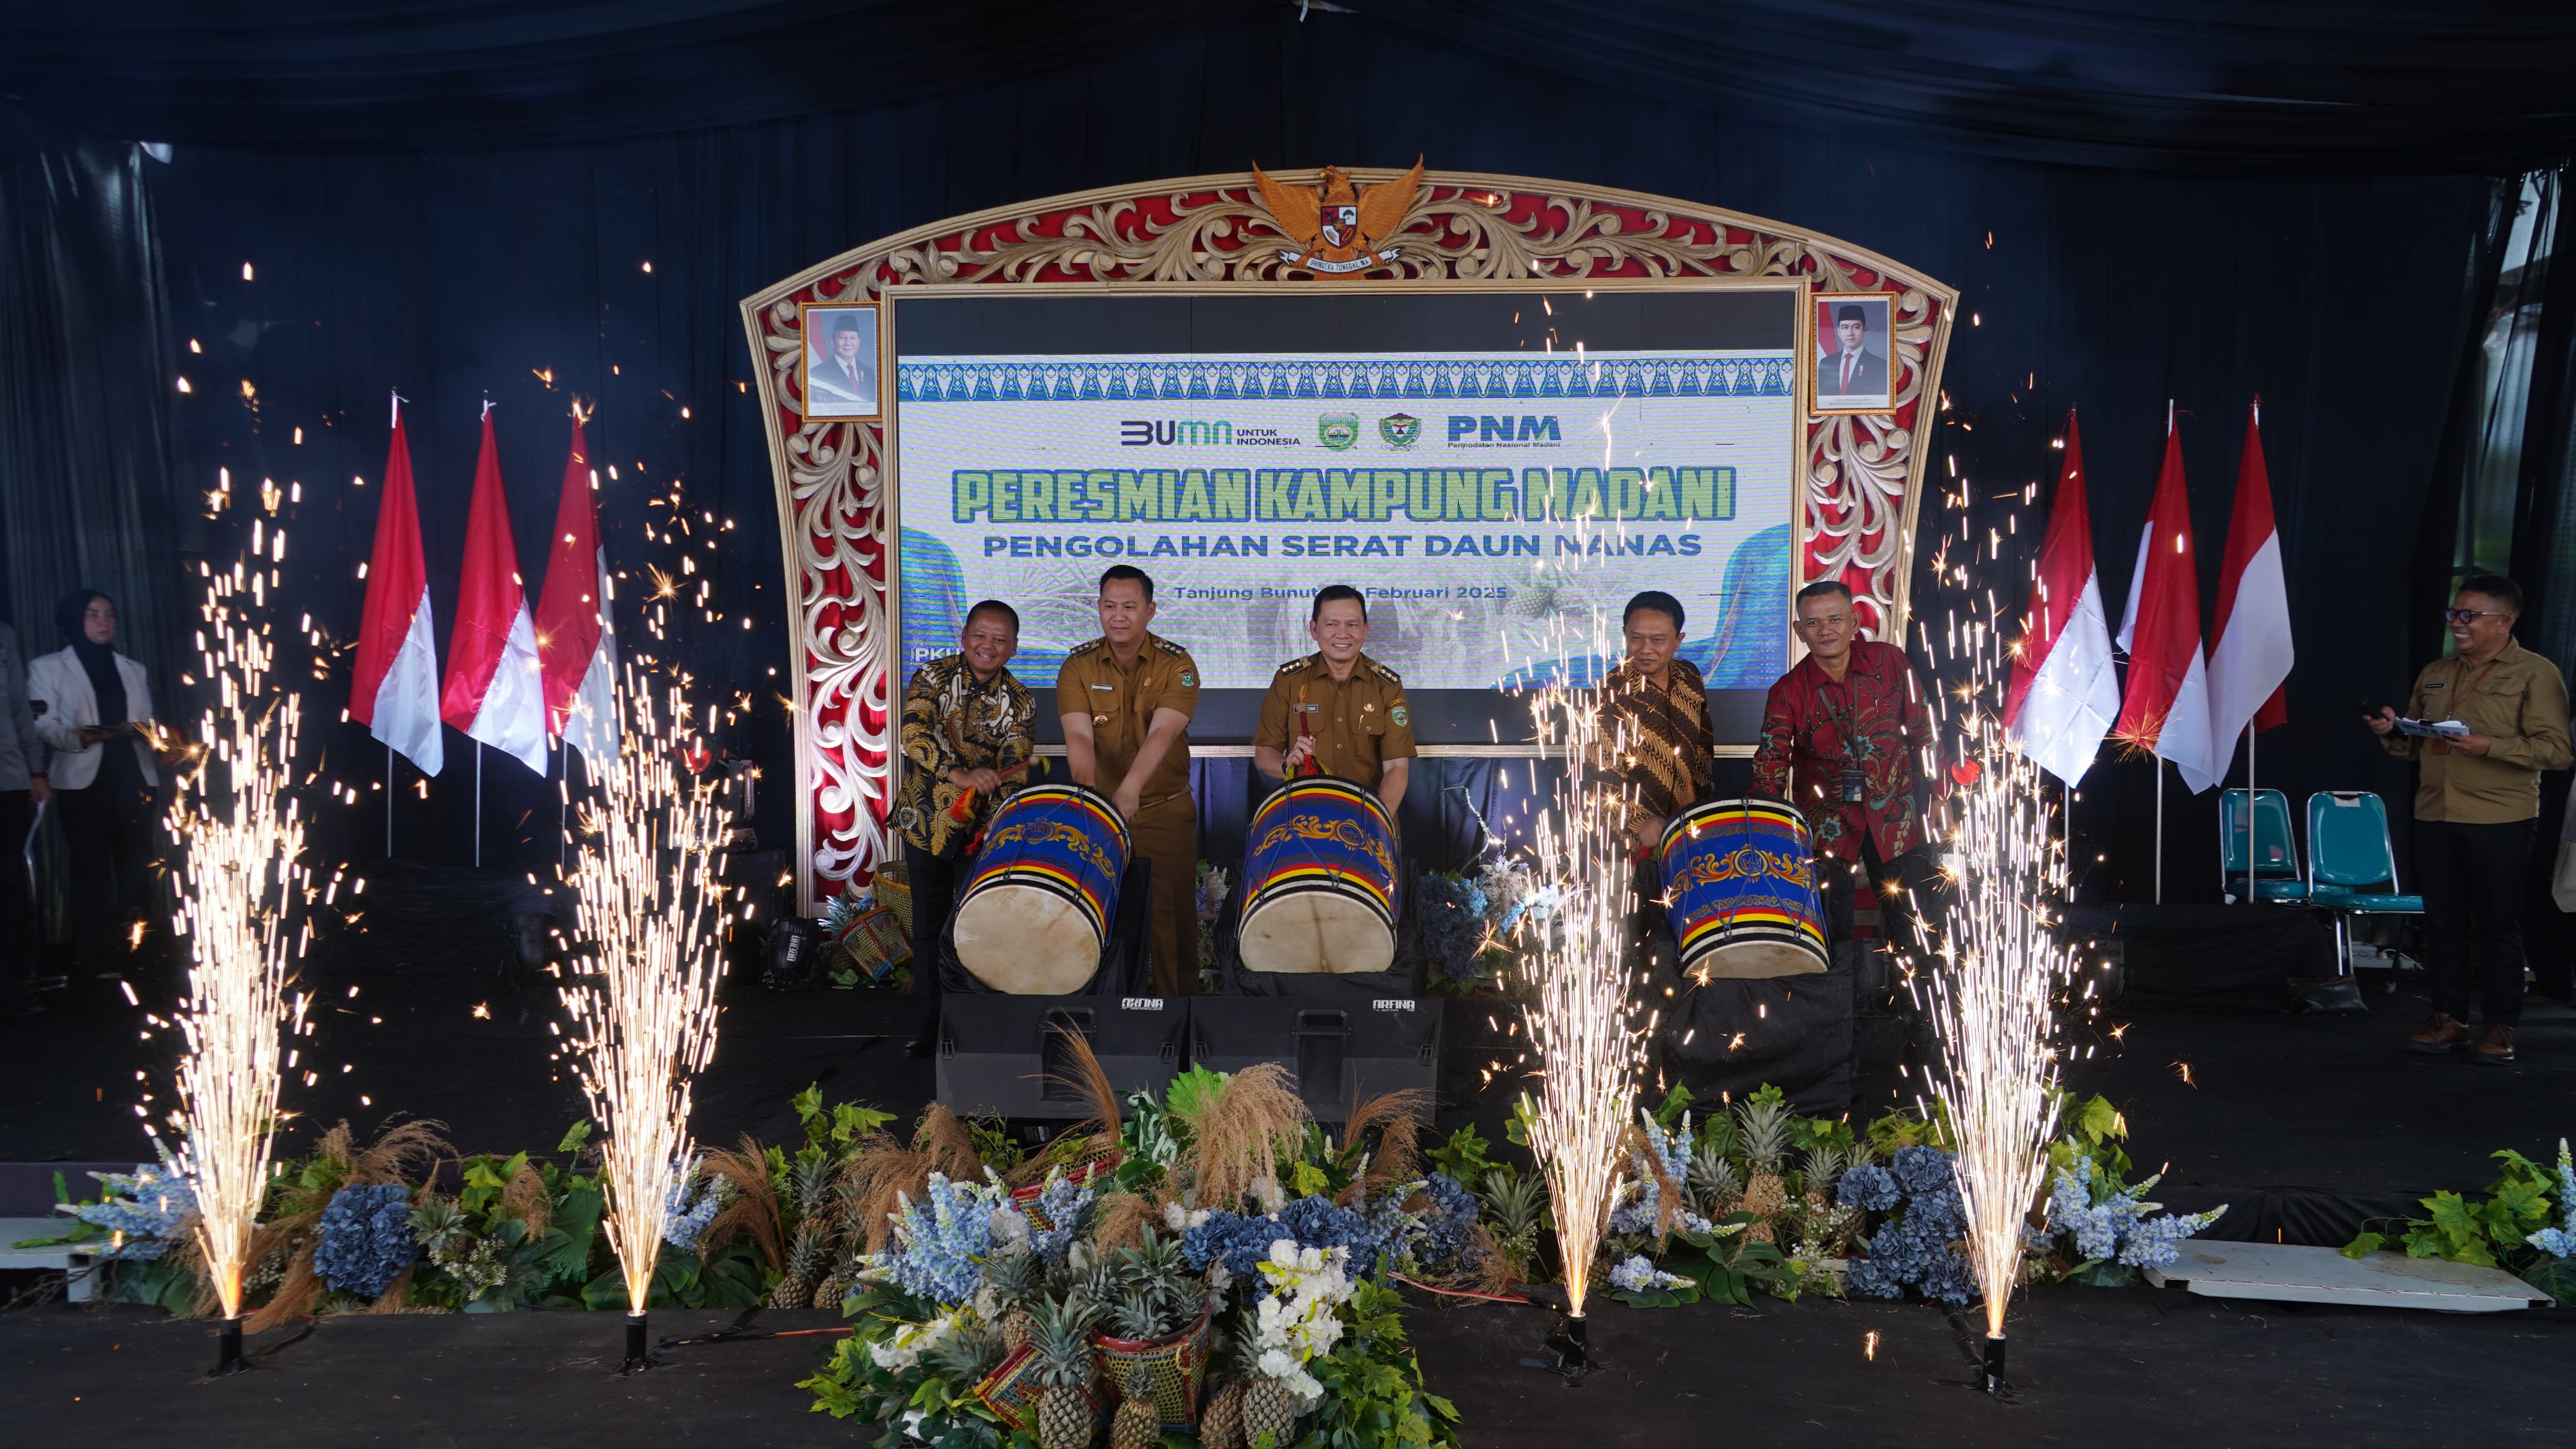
left=741, top=168, right=1957, bottom=910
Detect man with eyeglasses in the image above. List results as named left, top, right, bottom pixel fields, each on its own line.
left=1752, top=579, right=1943, bottom=963
left=2370, top=573, right=2572, bottom=1065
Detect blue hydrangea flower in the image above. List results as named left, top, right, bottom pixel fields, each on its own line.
left=1607, top=1255, right=1691, bottom=1293
left=1837, top=1163, right=1900, bottom=1214
left=1890, top=1144, right=1957, bottom=1198
left=1412, top=1174, right=1482, bottom=1273
left=1417, top=874, right=1490, bottom=985
left=864, top=1172, right=1003, bottom=1305
left=1183, top=1209, right=1290, bottom=1282
left=313, top=1183, right=419, bottom=1298
left=1608, top=1114, right=1716, bottom=1238
left=1842, top=1147, right=1973, bottom=1305
left=71, top=1148, right=198, bottom=1261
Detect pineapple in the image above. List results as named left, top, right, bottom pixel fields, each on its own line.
left=1119, top=1227, right=1197, bottom=1331
left=814, top=1243, right=866, bottom=1312
left=989, top=1249, right=1046, bottom=1349
left=926, top=1317, right=1004, bottom=1387
left=1685, top=1141, right=1743, bottom=1219
left=1111, top=1363, right=1160, bottom=1449
left=1199, top=1379, right=1247, bottom=1449
left=1239, top=1373, right=1297, bottom=1449
left=1734, top=1096, right=1793, bottom=1243
left=1479, top=1170, right=1547, bottom=1278
left=1800, top=1142, right=1859, bottom=1209
left=1108, top=1288, right=1167, bottom=1344
left=771, top=1221, right=829, bottom=1308
left=1032, top=1297, right=1102, bottom=1449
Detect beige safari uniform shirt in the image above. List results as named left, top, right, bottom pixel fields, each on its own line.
left=2382, top=638, right=2573, bottom=822
left=1056, top=633, right=1201, bottom=811
left=1253, top=651, right=1417, bottom=788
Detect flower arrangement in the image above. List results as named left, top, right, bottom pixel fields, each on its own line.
left=801, top=1046, right=1462, bottom=1449
left=1195, top=860, right=1230, bottom=988
left=1413, top=871, right=1489, bottom=994
left=69, top=1148, right=198, bottom=1261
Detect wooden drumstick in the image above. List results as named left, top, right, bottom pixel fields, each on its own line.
left=946, top=757, right=1034, bottom=824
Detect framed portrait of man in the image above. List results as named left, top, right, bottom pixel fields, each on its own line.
left=801, top=303, right=881, bottom=419
left=1810, top=292, right=1895, bottom=414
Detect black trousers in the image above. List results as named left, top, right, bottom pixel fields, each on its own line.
left=0, top=790, right=33, bottom=986
left=56, top=781, right=157, bottom=974
left=1819, top=837, right=1949, bottom=965
left=903, top=842, right=960, bottom=1039
left=2415, top=817, right=2533, bottom=1027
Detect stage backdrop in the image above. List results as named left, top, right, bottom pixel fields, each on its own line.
left=744, top=167, right=1956, bottom=908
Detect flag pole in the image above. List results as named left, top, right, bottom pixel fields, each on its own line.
left=2153, top=752, right=2165, bottom=905
left=385, top=742, right=396, bottom=858
left=2243, top=723, right=2256, bottom=904
left=474, top=741, right=484, bottom=869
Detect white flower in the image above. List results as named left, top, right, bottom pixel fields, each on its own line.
left=1164, top=1201, right=1213, bottom=1231
left=988, top=1206, right=1032, bottom=1253
left=1250, top=1175, right=1287, bottom=1214
left=1257, top=1347, right=1299, bottom=1379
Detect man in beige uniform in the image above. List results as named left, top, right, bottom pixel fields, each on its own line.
left=2371, top=573, right=2572, bottom=1065
left=1059, top=565, right=1201, bottom=996
left=1252, top=585, right=1415, bottom=814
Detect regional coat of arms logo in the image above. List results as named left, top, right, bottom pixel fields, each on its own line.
left=1252, top=159, right=1426, bottom=277
left=1318, top=414, right=1360, bottom=451
left=1378, top=413, right=1422, bottom=449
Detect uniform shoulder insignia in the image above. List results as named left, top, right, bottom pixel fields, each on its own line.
left=1277, top=653, right=1317, bottom=675
left=1367, top=657, right=1403, bottom=685
left=1064, top=638, right=1104, bottom=659
left=1149, top=635, right=1189, bottom=658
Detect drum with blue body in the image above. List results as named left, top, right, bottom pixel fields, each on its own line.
left=1237, top=777, right=1399, bottom=975
left=1659, top=798, right=1828, bottom=980
left=952, top=783, right=1130, bottom=993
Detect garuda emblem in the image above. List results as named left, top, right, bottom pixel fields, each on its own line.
left=1251, top=159, right=1425, bottom=276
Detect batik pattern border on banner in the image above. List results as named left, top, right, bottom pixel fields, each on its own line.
left=741, top=170, right=1957, bottom=910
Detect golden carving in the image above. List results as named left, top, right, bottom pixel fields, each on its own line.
left=1251, top=159, right=1425, bottom=276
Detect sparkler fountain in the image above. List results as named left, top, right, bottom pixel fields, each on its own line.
left=165, top=482, right=313, bottom=1375
left=1908, top=523, right=2084, bottom=1398
left=1508, top=463, right=1654, bottom=1381
left=557, top=657, right=729, bottom=1373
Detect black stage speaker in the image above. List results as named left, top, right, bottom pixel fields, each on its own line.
left=1186, top=996, right=1439, bottom=1123
left=936, top=994, right=1186, bottom=1120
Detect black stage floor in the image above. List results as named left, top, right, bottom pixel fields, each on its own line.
left=6, top=1286, right=2569, bottom=1447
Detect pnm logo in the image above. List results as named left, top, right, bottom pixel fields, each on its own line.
left=1318, top=414, right=1360, bottom=451
left=1378, top=412, right=1422, bottom=449
left=1447, top=415, right=1561, bottom=444
left=1120, top=420, right=1234, bottom=446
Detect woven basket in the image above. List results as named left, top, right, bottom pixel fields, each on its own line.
left=873, top=858, right=913, bottom=938
left=1092, top=1308, right=1211, bottom=1432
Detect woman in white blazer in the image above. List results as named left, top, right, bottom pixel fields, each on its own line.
left=27, top=590, right=162, bottom=971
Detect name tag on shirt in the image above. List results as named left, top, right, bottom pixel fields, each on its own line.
left=1090, top=683, right=1115, bottom=691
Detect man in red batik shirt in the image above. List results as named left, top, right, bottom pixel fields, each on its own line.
left=1751, top=579, right=1946, bottom=962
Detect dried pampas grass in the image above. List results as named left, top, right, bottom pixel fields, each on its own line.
left=1340, top=1090, right=1434, bottom=1199
left=1177, top=1062, right=1308, bottom=1211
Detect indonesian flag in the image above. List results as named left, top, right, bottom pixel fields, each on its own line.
left=2206, top=401, right=2292, bottom=754
left=349, top=396, right=443, bottom=777
left=2113, top=410, right=2218, bottom=793
left=534, top=416, right=619, bottom=764
left=438, top=408, right=550, bottom=774
left=2003, top=413, right=2119, bottom=785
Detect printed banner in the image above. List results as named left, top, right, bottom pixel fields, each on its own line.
left=894, top=351, right=1798, bottom=691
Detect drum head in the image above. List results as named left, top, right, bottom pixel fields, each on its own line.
left=952, top=884, right=1102, bottom=994
left=1687, top=937, right=1829, bottom=981
left=1237, top=893, right=1395, bottom=975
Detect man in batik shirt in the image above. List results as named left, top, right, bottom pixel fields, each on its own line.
left=1601, top=590, right=1715, bottom=856
left=895, top=601, right=1037, bottom=1052
left=1751, top=579, right=1944, bottom=960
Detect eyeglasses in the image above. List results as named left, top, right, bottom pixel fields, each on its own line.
left=2442, top=608, right=2511, bottom=624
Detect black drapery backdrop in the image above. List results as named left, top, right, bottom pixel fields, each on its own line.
left=0, top=6, right=2514, bottom=900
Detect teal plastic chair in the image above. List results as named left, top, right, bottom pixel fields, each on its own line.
left=2217, top=788, right=2308, bottom=903
left=2305, top=791, right=2425, bottom=975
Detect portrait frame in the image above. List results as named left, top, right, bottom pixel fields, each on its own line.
left=1809, top=290, right=1897, bottom=415
left=799, top=302, right=882, bottom=420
